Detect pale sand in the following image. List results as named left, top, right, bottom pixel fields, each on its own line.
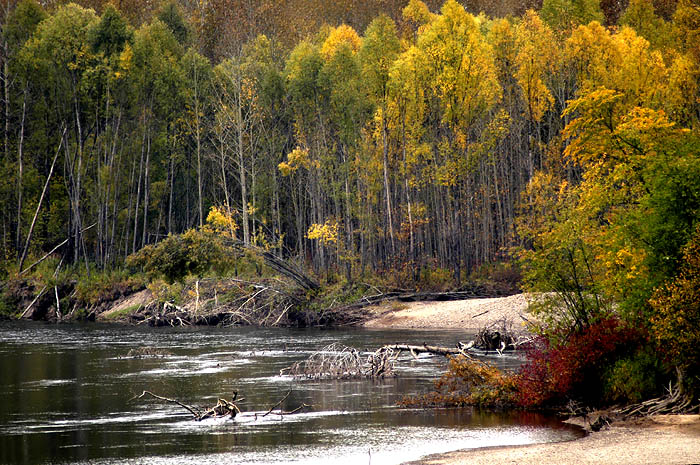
left=409, top=415, right=700, bottom=465
left=366, top=296, right=700, bottom=465
left=363, top=293, right=533, bottom=332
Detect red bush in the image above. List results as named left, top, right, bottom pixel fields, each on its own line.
left=516, top=317, right=645, bottom=407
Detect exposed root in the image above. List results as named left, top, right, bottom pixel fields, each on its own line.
left=614, top=370, right=700, bottom=418
left=128, top=279, right=302, bottom=327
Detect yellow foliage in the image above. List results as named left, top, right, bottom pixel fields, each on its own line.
left=565, top=23, right=667, bottom=109
left=403, top=0, right=435, bottom=28
left=118, top=43, right=133, bottom=76
left=664, top=52, right=700, bottom=125
left=417, top=0, right=500, bottom=129
left=306, top=219, right=339, bottom=246
left=279, top=147, right=314, bottom=175
left=320, top=24, right=361, bottom=60
left=515, top=11, right=556, bottom=122
left=204, top=205, right=238, bottom=239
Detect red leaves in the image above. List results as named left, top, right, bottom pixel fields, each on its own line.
left=515, top=317, right=645, bottom=407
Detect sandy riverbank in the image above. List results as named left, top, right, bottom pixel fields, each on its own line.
left=362, top=293, right=533, bottom=332
left=408, top=414, right=700, bottom=465
left=365, top=295, right=700, bottom=465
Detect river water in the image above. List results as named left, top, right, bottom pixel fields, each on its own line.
left=0, top=321, right=582, bottom=464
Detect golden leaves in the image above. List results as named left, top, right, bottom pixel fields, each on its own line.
left=514, top=10, right=556, bottom=122
left=320, top=24, right=361, bottom=61
left=278, top=147, right=316, bottom=176
left=203, top=206, right=238, bottom=239
left=306, top=219, right=339, bottom=246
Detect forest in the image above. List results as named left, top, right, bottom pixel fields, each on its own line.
left=0, top=0, right=699, bottom=408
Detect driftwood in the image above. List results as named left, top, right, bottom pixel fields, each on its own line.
left=379, top=343, right=472, bottom=358
left=259, top=250, right=319, bottom=291
left=129, top=278, right=301, bottom=327
left=132, top=389, right=311, bottom=421
left=281, top=342, right=476, bottom=380
left=255, top=390, right=312, bottom=419
left=471, top=318, right=534, bottom=353
left=219, top=238, right=320, bottom=292
left=320, top=284, right=517, bottom=326
left=132, top=390, right=242, bottom=421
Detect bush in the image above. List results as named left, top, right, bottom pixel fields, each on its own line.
left=470, top=261, right=522, bottom=294
left=515, top=317, right=646, bottom=408
left=603, top=347, right=664, bottom=404
left=402, top=356, right=517, bottom=408
left=74, top=269, right=146, bottom=306
left=126, top=229, right=235, bottom=283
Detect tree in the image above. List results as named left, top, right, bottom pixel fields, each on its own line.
left=181, top=48, right=212, bottom=229
left=650, top=224, right=700, bottom=392
left=540, top=0, right=605, bottom=31
left=129, top=19, right=184, bottom=252
left=360, top=15, right=401, bottom=260
left=514, top=11, right=556, bottom=124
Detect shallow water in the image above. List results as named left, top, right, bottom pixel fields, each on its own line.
left=0, top=321, right=582, bottom=464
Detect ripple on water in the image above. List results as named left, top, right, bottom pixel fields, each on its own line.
left=0, top=321, right=583, bottom=465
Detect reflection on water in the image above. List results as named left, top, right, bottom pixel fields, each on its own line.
left=0, top=321, right=583, bottom=464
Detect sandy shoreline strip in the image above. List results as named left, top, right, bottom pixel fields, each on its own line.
left=363, top=295, right=700, bottom=465
left=407, top=415, right=700, bottom=465
left=362, top=293, right=533, bottom=332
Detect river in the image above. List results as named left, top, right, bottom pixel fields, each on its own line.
left=0, top=321, right=583, bottom=464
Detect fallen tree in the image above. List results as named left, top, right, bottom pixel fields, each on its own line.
left=281, top=343, right=398, bottom=379
left=280, top=342, right=479, bottom=380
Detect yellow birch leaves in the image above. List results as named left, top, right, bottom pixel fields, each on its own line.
left=515, top=11, right=555, bottom=122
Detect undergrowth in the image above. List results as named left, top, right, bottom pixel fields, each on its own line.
left=401, top=356, right=517, bottom=409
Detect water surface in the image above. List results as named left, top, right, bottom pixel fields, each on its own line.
left=0, top=321, right=582, bottom=464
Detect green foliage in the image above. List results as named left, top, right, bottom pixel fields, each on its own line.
left=516, top=172, right=611, bottom=338
left=603, top=346, right=664, bottom=403
left=157, top=1, right=189, bottom=45
left=90, top=4, right=133, bottom=56
left=540, top=0, right=604, bottom=31
left=126, top=230, right=234, bottom=283
left=6, top=0, right=47, bottom=50
left=74, top=269, right=146, bottom=306
left=649, top=225, right=700, bottom=389
left=621, top=0, right=672, bottom=49
left=359, top=14, right=401, bottom=101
